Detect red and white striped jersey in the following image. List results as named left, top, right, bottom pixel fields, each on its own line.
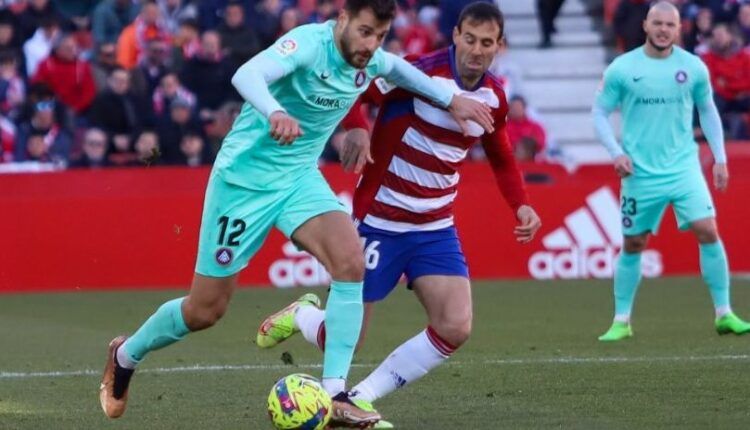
left=342, top=46, right=529, bottom=233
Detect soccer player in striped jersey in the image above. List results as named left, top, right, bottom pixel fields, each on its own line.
left=255, top=3, right=541, bottom=425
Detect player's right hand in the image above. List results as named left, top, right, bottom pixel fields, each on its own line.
left=340, top=128, right=373, bottom=174
left=613, top=155, right=634, bottom=178
left=269, top=111, right=303, bottom=145
left=447, top=95, right=494, bottom=136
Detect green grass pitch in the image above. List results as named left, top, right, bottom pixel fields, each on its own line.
left=2, top=278, right=750, bottom=429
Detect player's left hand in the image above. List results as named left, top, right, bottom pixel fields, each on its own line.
left=340, top=128, right=373, bottom=174
left=514, top=205, right=541, bottom=244
left=447, top=94, right=494, bottom=136
left=713, top=163, right=729, bottom=192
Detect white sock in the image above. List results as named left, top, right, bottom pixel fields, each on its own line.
left=350, top=328, right=454, bottom=403
left=322, top=377, right=345, bottom=396
left=116, top=344, right=137, bottom=369
left=294, top=305, right=325, bottom=350
left=614, top=314, right=630, bottom=324
left=715, top=305, right=732, bottom=318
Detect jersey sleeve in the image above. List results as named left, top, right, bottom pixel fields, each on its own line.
left=595, top=61, right=624, bottom=112
left=691, top=59, right=713, bottom=107
left=481, top=92, right=530, bottom=213
left=257, top=25, right=319, bottom=75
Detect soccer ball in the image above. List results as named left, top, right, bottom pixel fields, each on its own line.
left=267, top=373, right=332, bottom=430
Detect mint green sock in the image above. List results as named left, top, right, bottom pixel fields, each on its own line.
left=614, top=252, right=642, bottom=318
left=322, top=281, right=363, bottom=380
left=121, top=297, right=190, bottom=365
left=700, top=241, right=730, bottom=309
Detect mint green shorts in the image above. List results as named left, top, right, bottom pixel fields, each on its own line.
left=195, top=168, right=347, bottom=277
left=620, top=168, right=715, bottom=236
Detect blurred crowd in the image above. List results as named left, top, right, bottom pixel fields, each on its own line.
left=0, top=0, right=550, bottom=171
left=612, top=0, right=750, bottom=139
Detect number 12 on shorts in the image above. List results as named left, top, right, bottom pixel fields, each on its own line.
left=218, top=216, right=246, bottom=247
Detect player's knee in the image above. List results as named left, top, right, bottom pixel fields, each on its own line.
left=623, top=235, right=648, bottom=253
left=693, top=225, right=719, bottom=244
left=329, top=253, right=365, bottom=281
left=433, top=316, right=472, bottom=347
left=183, top=300, right=228, bottom=331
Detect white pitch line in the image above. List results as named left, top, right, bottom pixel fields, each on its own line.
left=2, top=354, right=749, bottom=380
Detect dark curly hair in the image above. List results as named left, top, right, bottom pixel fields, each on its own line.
left=344, top=0, right=397, bottom=22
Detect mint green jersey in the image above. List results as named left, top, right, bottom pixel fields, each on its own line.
left=214, top=21, right=389, bottom=190
left=596, top=46, right=713, bottom=177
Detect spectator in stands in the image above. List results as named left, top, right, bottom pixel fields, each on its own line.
left=613, top=0, right=650, bottom=52
left=108, top=132, right=137, bottom=166
left=537, top=0, right=566, bottom=48
left=175, top=131, right=212, bottom=166
left=157, top=0, right=198, bottom=34
left=701, top=23, right=750, bottom=139
left=278, top=7, right=302, bottom=38
left=132, top=128, right=161, bottom=166
left=130, top=38, right=170, bottom=100
left=217, top=1, right=260, bottom=72
left=702, top=0, right=741, bottom=23
left=92, top=0, right=140, bottom=46
left=152, top=72, right=195, bottom=120
left=89, top=67, right=148, bottom=138
left=506, top=96, right=546, bottom=162
left=32, top=34, right=97, bottom=115
left=308, top=0, right=336, bottom=23
left=91, top=42, right=119, bottom=92
left=23, top=15, right=60, bottom=76
left=15, top=99, right=72, bottom=164
left=169, top=18, right=200, bottom=73
left=180, top=31, right=235, bottom=119
left=252, top=0, right=282, bottom=49
left=0, top=12, right=25, bottom=74
left=116, top=0, right=170, bottom=70
left=0, top=114, right=16, bottom=162
left=0, top=50, right=26, bottom=120
left=738, top=3, right=750, bottom=45
left=69, top=127, right=110, bottom=168
left=684, top=7, right=714, bottom=53
left=400, top=6, right=438, bottom=56
left=68, top=14, right=94, bottom=59
left=156, top=96, right=201, bottom=162
left=18, top=0, right=62, bottom=43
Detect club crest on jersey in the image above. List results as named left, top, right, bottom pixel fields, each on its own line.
left=675, top=70, right=687, bottom=84
left=355, top=70, right=366, bottom=87
left=215, top=248, right=233, bottom=266
left=622, top=217, right=633, bottom=228
left=275, top=39, right=297, bottom=56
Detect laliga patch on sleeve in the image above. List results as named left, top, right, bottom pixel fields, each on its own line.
left=275, top=39, right=298, bottom=56
left=374, top=77, right=396, bottom=94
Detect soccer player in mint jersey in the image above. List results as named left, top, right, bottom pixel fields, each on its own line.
left=593, top=1, right=750, bottom=342
left=98, top=0, right=496, bottom=425
left=255, top=4, right=541, bottom=426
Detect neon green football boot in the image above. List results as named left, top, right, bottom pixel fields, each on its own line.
left=352, top=399, right=394, bottom=429
left=256, top=293, right=321, bottom=348
left=598, top=321, right=633, bottom=342
left=715, top=312, right=750, bottom=335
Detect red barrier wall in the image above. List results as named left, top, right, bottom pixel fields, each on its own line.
left=1, top=162, right=749, bottom=292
